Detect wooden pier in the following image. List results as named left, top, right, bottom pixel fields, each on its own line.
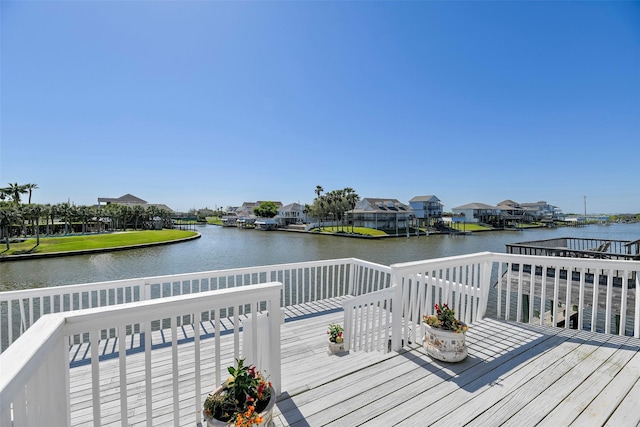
left=506, top=237, right=640, bottom=261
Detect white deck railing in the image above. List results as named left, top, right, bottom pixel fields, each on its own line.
left=0, top=282, right=283, bottom=427
left=343, top=252, right=640, bottom=353
left=2, top=253, right=638, bottom=425
left=1, top=258, right=391, bottom=353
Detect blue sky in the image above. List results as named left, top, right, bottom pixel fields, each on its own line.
left=2, top=1, right=639, bottom=214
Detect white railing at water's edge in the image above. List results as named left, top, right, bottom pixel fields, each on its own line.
left=343, top=252, right=639, bottom=354
left=0, top=282, right=283, bottom=427
left=1, top=258, right=392, bottom=353
left=1, top=253, right=638, bottom=426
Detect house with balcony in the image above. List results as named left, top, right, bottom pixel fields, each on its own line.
left=408, top=195, right=443, bottom=228
left=520, top=200, right=564, bottom=220
left=348, top=198, right=413, bottom=234
left=278, top=202, right=306, bottom=226
left=97, top=193, right=173, bottom=212
left=495, top=199, right=533, bottom=227
left=451, top=202, right=500, bottom=224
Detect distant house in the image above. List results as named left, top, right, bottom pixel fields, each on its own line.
left=348, top=198, right=413, bottom=234
left=232, top=201, right=284, bottom=228
left=278, top=203, right=306, bottom=226
left=519, top=201, right=564, bottom=220
left=495, top=199, right=532, bottom=226
left=97, top=193, right=173, bottom=212
left=451, top=202, right=499, bottom=224
left=409, top=195, right=443, bottom=227
left=255, top=218, right=278, bottom=231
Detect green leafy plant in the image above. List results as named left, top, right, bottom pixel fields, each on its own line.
left=423, top=303, right=468, bottom=333
left=203, top=358, right=272, bottom=427
left=327, top=323, right=344, bottom=343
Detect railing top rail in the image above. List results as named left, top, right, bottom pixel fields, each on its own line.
left=390, top=252, right=493, bottom=273
left=351, top=258, right=392, bottom=272
left=63, top=282, right=283, bottom=335
left=388, top=251, right=639, bottom=275
left=0, top=258, right=371, bottom=300
left=487, top=252, right=640, bottom=270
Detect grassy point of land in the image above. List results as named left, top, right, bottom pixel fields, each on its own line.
left=1, top=230, right=198, bottom=256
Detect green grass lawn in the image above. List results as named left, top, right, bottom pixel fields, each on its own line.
left=207, top=216, right=223, bottom=225
left=1, top=230, right=198, bottom=256
left=451, top=223, right=492, bottom=231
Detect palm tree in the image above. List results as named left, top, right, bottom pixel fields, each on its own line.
left=119, top=205, right=132, bottom=231
left=146, top=205, right=160, bottom=229
left=41, top=204, right=52, bottom=235
left=343, top=187, right=360, bottom=233
left=27, top=204, right=43, bottom=245
left=7, top=183, right=27, bottom=204
left=132, top=205, right=145, bottom=230
left=58, top=202, right=75, bottom=234
left=315, top=185, right=324, bottom=199
left=0, top=206, right=19, bottom=250
left=49, top=204, right=59, bottom=234
left=24, top=183, right=39, bottom=204
left=77, top=205, right=93, bottom=234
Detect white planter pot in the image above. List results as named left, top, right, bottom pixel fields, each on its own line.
left=205, top=385, right=276, bottom=426
left=328, top=338, right=345, bottom=353
left=423, top=323, right=467, bottom=362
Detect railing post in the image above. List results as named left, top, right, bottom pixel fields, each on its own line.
left=347, top=259, right=357, bottom=295
left=268, top=293, right=282, bottom=395
left=477, top=256, right=493, bottom=321
left=391, top=268, right=403, bottom=351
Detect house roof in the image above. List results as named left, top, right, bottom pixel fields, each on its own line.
left=409, top=195, right=440, bottom=203
left=497, top=199, right=519, bottom=207
left=279, top=203, right=304, bottom=212
left=496, top=204, right=524, bottom=211
left=98, top=194, right=148, bottom=204
left=351, top=198, right=412, bottom=213
left=452, top=202, right=498, bottom=210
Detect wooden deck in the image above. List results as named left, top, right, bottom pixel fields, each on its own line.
left=68, top=298, right=640, bottom=426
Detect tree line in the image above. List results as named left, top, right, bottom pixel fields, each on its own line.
left=308, top=186, right=360, bottom=232
left=0, top=182, right=172, bottom=250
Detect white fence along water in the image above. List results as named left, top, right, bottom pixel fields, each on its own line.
left=0, top=282, right=282, bottom=427
left=0, top=258, right=391, bottom=353
left=343, top=252, right=639, bottom=354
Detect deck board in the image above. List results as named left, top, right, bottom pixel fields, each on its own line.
left=67, top=298, right=640, bottom=426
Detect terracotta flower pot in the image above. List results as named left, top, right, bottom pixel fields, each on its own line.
left=423, top=323, right=468, bottom=362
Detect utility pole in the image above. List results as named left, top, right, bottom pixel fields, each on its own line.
left=584, top=195, right=587, bottom=217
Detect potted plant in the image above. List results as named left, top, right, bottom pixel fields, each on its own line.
left=422, top=303, right=469, bottom=362
left=203, top=358, right=275, bottom=426
left=327, top=323, right=345, bottom=353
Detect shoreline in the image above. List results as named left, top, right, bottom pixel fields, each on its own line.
left=0, top=232, right=201, bottom=262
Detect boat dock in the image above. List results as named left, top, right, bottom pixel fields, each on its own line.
left=506, top=237, right=640, bottom=261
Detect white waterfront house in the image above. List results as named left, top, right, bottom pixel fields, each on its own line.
left=408, top=195, right=443, bottom=227
left=348, top=198, right=413, bottom=233
left=451, top=202, right=500, bottom=224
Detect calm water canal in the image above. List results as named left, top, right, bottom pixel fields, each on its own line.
left=2, top=223, right=639, bottom=291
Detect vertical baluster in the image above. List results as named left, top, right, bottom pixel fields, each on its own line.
left=540, top=265, right=547, bottom=326
left=552, top=264, right=560, bottom=327
left=118, top=323, right=128, bottom=426
left=91, top=329, right=102, bottom=426
left=605, top=269, right=613, bottom=334
left=144, top=319, right=152, bottom=427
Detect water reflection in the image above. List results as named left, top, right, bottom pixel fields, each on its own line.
left=1, top=223, right=638, bottom=290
